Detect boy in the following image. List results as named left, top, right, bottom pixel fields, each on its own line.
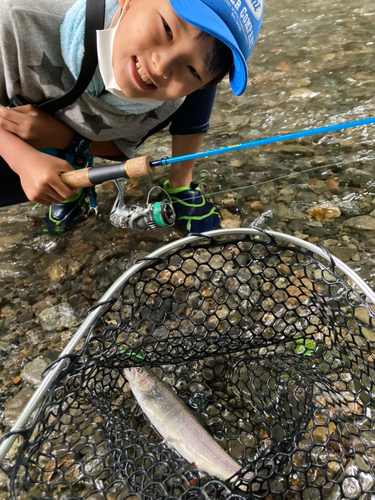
left=0, top=0, right=263, bottom=232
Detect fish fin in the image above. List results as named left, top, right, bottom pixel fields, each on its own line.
left=161, top=434, right=179, bottom=447
left=165, top=437, right=180, bottom=448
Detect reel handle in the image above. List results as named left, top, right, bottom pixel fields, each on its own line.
left=60, top=155, right=154, bottom=189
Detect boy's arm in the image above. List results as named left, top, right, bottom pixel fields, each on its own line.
left=0, top=106, right=123, bottom=205
left=0, top=126, right=78, bottom=205
left=168, top=133, right=205, bottom=188
left=0, top=105, right=123, bottom=158
left=167, top=86, right=217, bottom=189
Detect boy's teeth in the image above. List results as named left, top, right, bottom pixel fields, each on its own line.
left=141, top=74, right=152, bottom=84
left=136, top=61, right=152, bottom=84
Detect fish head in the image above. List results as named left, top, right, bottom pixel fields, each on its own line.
left=124, top=367, right=155, bottom=393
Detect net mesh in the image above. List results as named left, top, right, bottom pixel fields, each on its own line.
left=1, top=231, right=375, bottom=500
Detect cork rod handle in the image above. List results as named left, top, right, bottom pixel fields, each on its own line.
left=60, top=169, right=93, bottom=189
left=60, top=155, right=154, bottom=189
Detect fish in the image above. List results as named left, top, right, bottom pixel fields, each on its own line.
left=124, top=367, right=253, bottom=485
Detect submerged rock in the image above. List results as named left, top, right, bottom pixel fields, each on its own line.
left=38, top=303, right=80, bottom=332
left=2, top=387, right=35, bottom=427
left=21, top=358, right=49, bottom=387
left=343, top=216, right=375, bottom=231
left=324, top=244, right=358, bottom=262
left=308, top=206, right=341, bottom=221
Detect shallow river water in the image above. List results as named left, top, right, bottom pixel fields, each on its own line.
left=0, top=0, right=375, bottom=497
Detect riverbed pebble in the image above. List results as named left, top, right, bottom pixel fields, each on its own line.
left=38, top=303, right=80, bottom=332
left=343, top=215, right=375, bottom=231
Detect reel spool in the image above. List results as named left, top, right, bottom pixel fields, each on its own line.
left=110, top=183, right=176, bottom=232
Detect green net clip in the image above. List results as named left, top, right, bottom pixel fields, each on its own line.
left=294, top=338, right=316, bottom=356
left=120, top=350, right=144, bottom=359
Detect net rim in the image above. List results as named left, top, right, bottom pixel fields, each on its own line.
left=1, top=227, right=374, bottom=464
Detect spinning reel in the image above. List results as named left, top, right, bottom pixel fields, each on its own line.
left=61, top=155, right=175, bottom=233
left=110, top=181, right=175, bottom=232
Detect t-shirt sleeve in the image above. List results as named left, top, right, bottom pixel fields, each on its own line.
left=169, top=86, right=217, bottom=136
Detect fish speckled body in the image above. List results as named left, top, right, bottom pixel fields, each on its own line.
left=124, top=367, right=252, bottom=483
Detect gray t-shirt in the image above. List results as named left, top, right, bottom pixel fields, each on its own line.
left=0, top=0, right=184, bottom=159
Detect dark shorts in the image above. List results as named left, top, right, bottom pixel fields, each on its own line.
left=0, top=86, right=217, bottom=208
left=0, top=157, right=28, bottom=207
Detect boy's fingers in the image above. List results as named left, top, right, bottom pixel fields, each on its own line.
left=26, top=189, right=60, bottom=206
left=0, top=107, right=19, bottom=123
left=0, top=115, right=19, bottom=133
left=26, top=176, right=75, bottom=205
left=11, top=104, right=34, bottom=112
left=5, top=104, right=36, bottom=116
left=0, top=109, right=31, bottom=139
left=30, top=187, right=65, bottom=206
left=36, top=197, right=58, bottom=207
left=51, top=177, right=79, bottom=201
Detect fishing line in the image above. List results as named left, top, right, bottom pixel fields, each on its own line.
left=146, top=115, right=375, bottom=205
left=166, top=153, right=375, bottom=206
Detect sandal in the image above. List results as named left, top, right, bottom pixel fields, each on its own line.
left=40, top=148, right=97, bottom=233
left=163, top=171, right=220, bottom=233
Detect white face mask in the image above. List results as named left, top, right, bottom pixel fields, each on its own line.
left=96, top=8, right=162, bottom=105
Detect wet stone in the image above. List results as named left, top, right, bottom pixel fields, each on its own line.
left=364, top=239, right=375, bottom=252
left=32, top=296, right=58, bottom=315
left=0, top=469, right=9, bottom=489
left=339, top=201, right=363, bottom=218
left=38, top=303, right=80, bottom=332
left=220, top=210, right=242, bottom=228
left=17, top=307, right=34, bottom=324
left=68, top=293, right=90, bottom=319
left=0, top=233, right=25, bottom=251
left=325, top=245, right=358, bottom=263
left=341, top=168, right=373, bottom=188
left=0, top=341, right=13, bottom=353
left=0, top=263, right=29, bottom=281
left=24, top=327, right=46, bottom=346
left=343, top=216, right=375, bottom=231
left=310, top=179, right=327, bottom=194
left=305, top=226, right=326, bottom=238
left=21, top=358, right=49, bottom=387
left=2, top=387, right=36, bottom=427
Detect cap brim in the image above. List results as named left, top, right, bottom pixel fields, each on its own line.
left=170, top=0, right=248, bottom=95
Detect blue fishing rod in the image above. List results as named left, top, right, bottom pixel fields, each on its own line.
left=60, top=115, right=375, bottom=189
left=151, top=116, right=375, bottom=167
left=58, top=114, right=375, bottom=232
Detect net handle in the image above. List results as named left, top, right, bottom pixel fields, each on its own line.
left=0, top=227, right=374, bottom=464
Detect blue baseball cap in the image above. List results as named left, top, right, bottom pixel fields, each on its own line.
left=170, top=0, right=264, bottom=96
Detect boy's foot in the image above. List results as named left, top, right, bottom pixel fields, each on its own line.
left=163, top=171, right=221, bottom=233
left=42, top=189, right=90, bottom=234
left=38, top=149, right=97, bottom=233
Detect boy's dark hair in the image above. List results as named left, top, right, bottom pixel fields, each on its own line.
left=198, top=32, right=234, bottom=86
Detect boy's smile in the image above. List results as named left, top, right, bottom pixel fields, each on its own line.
left=113, top=0, right=219, bottom=101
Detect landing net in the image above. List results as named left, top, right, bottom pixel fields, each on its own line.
left=1, top=228, right=375, bottom=500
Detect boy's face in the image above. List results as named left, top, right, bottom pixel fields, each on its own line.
left=113, top=0, right=218, bottom=101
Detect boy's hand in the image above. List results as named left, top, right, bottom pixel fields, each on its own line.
left=16, top=149, right=79, bottom=206
left=0, top=105, right=73, bottom=150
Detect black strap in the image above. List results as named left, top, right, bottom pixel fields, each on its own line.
left=37, top=0, right=105, bottom=115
